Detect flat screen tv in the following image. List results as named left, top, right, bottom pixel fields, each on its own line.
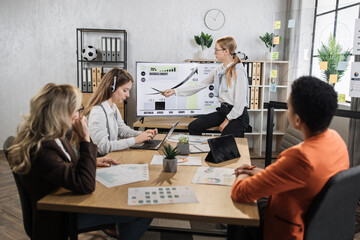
left=136, top=62, right=221, bottom=117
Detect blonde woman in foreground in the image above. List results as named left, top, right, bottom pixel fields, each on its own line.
left=8, top=83, right=151, bottom=240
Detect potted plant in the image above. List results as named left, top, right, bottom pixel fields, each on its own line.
left=162, top=144, right=179, bottom=173
left=259, top=32, right=282, bottom=61
left=194, top=32, right=213, bottom=59
left=317, top=34, right=351, bottom=87
left=177, top=136, right=189, bottom=155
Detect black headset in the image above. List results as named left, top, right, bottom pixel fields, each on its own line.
left=111, top=69, right=120, bottom=92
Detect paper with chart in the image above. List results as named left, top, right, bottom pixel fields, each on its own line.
left=166, top=134, right=211, bottom=144
left=96, top=164, right=149, bottom=188
left=128, top=186, right=198, bottom=205
left=192, top=167, right=236, bottom=186
left=150, top=155, right=201, bottom=166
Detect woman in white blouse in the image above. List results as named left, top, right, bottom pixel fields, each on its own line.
left=84, top=68, right=157, bottom=156
left=163, top=36, right=249, bottom=137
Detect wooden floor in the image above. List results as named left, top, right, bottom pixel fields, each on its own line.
left=1, top=150, right=360, bottom=240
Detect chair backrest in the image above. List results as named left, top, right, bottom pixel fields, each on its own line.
left=279, top=125, right=303, bottom=153
left=304, top=165, right=360, bottom=240
left=3, top=136, right=33, bottom=238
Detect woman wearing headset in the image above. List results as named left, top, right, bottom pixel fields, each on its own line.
left=85, top=68, right=157, bottom=156
left=163, top=36, right=249, bottom=137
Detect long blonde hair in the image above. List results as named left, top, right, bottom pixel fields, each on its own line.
left=83, top=67, right=134, bottom=117
left=8, top=83, right=82, bottom=174
left=216, top=36, right=241, bottom=87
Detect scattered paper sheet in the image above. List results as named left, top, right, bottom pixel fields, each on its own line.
left=192, top=167, right=236, bottom=186
left=150, top=155, right=202, bottom=166
left=329, top=74, right=338, bottom=83
left=96, top=164, right=149, bottom=188
left=273, top=36, right=280, bottom=44
left=167, top=134, right=211, bottom=144
left=189, top=144, right=210, bottom=153
left=128, top=186, right=198, bottom=205
left=271, top=70, right=278, bottom=78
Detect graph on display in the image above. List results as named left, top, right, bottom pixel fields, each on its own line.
left=136, top=62, right=221, bottom=116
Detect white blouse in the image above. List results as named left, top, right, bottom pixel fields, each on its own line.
left=174, top=62, right=248, bottom=120
left=88, top=101, right=142, bottom=155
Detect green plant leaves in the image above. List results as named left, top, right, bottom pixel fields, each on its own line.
left=162, top=144, right=179, bottom=159
left=194, top=32, right=213, bottom=51
left=259, top=32, right=281, bottom=52
left=317, top=34, right=352, bottom=84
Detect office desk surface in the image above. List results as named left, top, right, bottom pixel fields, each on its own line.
left=37, top=136, right=259, bottom=226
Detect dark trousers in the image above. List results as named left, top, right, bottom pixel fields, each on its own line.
left=188, top=103, right=249, bottom=137
left=227, top=197, right=268, bottom=240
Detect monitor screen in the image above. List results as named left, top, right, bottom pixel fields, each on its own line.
left=136, top=62, right=221, bottom=117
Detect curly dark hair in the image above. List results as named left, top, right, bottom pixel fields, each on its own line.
left=291, top=76, right=337, bottom=132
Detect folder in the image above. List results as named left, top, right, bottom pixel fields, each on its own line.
left=96, top=67, right=102, bottom=87
left=252, top=63, right=257, bottom=85
left=101, top=37, right=106, bottom=61
left=256, top=63, right=261, bottom=85
left=116, top=38, right=121, bottom=61
left=250, top=87, right=255, bottom=109
left=87, top=68, right=92, bottom=92
left=92, top=68, right=97, bottom=92
left=111, top=37, right=116, bottom=61
left=254, top=87, right=259, bottom=110
left=82, top=68, right=88, bottom=92
left=247, top=62, right=252, bottom=85
left=106, top=37, right=111, bottom=61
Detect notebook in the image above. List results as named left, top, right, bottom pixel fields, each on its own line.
left=130, top=120, right=180, bottom=150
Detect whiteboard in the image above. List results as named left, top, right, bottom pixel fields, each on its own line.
left=136, top=62, right=221, bottom=117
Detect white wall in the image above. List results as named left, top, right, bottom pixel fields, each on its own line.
left=0, top=0, right=288, bottom=149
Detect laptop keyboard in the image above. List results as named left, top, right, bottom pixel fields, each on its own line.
left=140, top=140, right=161, bottom=149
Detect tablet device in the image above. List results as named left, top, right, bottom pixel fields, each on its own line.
left=205, top=135, right=240, bottom=163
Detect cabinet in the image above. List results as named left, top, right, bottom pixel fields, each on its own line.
left=185, top=59, right=290, bottom=157
left=76, top=28, right=127, bottom=120
left=243, top=60, right=290, bottom=157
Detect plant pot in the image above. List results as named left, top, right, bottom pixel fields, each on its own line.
left=265, top=52, right=272, bottom=61
left=177, top=143, right=189, bottom=155
left=163, top=158, right=177, bottom=173
left=197, top=50, right=207, bottom=59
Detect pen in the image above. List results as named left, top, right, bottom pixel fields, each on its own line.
left=232, top=166, right=256, bottom=175
left=151, top=87, right=165, bottom=94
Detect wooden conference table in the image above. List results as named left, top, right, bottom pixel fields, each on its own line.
left=37, top=135, right=259, bottom=227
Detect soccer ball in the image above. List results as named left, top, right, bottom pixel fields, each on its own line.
left=82, top=45, right=98, bottom=61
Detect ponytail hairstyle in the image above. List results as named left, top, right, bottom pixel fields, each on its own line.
left=216, top=36, right=241, bottom=87
left=83, top=67, right=133, bottom=117
left=8, top=83, right=82, bottom=174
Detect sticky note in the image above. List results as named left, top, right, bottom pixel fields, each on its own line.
left=274, top=21, right=281, bottom=29
left=288, top=19, right=295, bottom=28
left=320, top=61, right=328, bottom=70
left=329, top=74, right=338, bottom=83
left=338, top=94, right=346, bottom=103
left=271, top=70, right=277, bottom=78
left=272, top=52, right=279, bottom=60
left=270, top=83, right=277, bottom=92
left=273, top=36, right=280, bottom=44
left=337, top=61, right=347, bottom=71
left=304, top=49, right=309, bottom=60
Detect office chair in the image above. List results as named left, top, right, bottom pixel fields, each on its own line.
left=278, top=125, right=303, bottom=153
left=3, top=136, right=114, bottom=240
left=304, top=165, right=360, bottom=240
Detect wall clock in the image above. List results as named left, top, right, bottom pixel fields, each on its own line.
left=204, top=9, right=225, bottom=31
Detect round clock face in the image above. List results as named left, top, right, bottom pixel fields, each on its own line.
left=204, top=9, right=225, bottom=31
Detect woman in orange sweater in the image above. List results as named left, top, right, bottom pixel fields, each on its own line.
left=228, top=76, right=349, bottom=240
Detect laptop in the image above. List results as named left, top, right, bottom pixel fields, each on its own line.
left=130, top=120, right=180, bottom=150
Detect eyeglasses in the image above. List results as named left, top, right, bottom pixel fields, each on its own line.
left=214, top=48, right=225, bottom=53
left=77, top=106, right=84, bottom=115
